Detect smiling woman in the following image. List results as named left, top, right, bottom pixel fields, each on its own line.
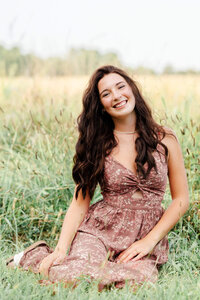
left=98, top=73, right=136, bottom=117
left=6, top=65, right=189, bottom=291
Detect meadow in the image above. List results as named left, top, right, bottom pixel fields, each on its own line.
left=0, top=75, right=200, bottom=299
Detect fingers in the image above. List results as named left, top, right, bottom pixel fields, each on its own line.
left=122, top=252, right=138, bottom=263
left=116, top=249, right=127, bottom=262
left=117, top=250, right=137, bottom=263
left=39, top=254, right=55, bottom=277
left=39, top=252, right=66, bottom=277
left=39, top=262, right=49, bottom=277
left=116, top=249, right=146, bottom=263
left=131, top=252, right=145, bottom=262
left=116, top=239, right=153, bottom=264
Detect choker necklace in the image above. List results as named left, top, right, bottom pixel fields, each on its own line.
left=114, top=129, right=137, bottom=134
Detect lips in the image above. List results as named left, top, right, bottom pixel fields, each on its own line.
left=113, top=100, right=127, bottom=108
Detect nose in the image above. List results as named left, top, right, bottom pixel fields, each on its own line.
left=112, top=89, right=122, bottom=101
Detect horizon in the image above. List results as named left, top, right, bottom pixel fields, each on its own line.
left=1, top=43, right=199, bottom=74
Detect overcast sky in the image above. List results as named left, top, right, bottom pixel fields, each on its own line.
left=1, top=0, right=200, bottom=72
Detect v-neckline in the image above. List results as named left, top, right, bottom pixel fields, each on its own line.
left=108, top=155, right=138, bottom=178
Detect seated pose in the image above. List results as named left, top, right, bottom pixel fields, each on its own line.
left=7, top=65, right=189, bottom=289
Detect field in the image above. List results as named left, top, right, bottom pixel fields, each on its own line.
left=0, top=75, right=200, bottom=299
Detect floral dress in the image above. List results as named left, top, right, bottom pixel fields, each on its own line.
left=19, top=143, right=169, bottom=288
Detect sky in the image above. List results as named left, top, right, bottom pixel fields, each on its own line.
left=0, top=0, right=200, bottom=72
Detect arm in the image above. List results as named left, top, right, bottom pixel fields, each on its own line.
left=39, top=185, right=91, bottom=276
left=142, top=131, right=189, bottom=244
left=117, top=130, right=189, bottom=263
left=54, top=186, right=91, bottom=253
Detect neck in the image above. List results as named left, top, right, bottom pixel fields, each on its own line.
left=114, top=129, right=137, bottom=134
left=112, top=111, right=137, bottom=132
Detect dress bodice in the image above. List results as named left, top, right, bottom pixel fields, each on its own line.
left=102, top=144, right=168, bottom=210
left=78, top=143, right=169, bottom=263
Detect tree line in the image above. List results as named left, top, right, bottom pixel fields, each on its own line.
left=0, top=44, right=199, bottom=76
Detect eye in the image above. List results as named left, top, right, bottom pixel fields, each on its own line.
left=118, top=85, right=125, bottom=89
left=102, top=92, right=110, bottom=98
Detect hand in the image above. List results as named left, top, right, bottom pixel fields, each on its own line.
left=39, top=249, right=66, bottom=277
left=116, top=237, right=156, bottom=263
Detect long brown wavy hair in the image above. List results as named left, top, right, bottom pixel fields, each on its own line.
left=72, top=65, right=169, bottom=200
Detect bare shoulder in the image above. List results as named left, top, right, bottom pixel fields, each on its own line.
left=160, top=126, right=183, bottom=163
left=160, top=126, right=179, bottom=145
left=159, top=127, right=189, bottom=201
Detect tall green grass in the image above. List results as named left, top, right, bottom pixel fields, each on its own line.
left=0, top=77, right=200, bottom=299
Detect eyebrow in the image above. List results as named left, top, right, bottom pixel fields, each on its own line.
left=99, top=81, right=125, bottom=96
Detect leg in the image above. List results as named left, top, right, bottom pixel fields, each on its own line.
left=48, top=231, right=108, bottom=282
left=6, top=241, right=49, bottom=267
left=113, top=257, right=158, bottom=289
left=50, top=233, right=158, bottom=287
left=6, top=240, right=52, bottom=272
left=19, top=243, right=53, bottom=273
left=6, top=234, right=159, bottom=289
left=7, top=232, right=109, bottom=283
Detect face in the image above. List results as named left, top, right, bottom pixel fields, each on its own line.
left=98, top=73, right=136, bottom=119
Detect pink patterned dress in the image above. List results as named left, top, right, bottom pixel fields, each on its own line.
left=19, top=143, right=169, bottom=288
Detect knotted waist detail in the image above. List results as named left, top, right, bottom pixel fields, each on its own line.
left=102, top=174, right=166, bottom=199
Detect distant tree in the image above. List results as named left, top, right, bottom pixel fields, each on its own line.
left=0, top=45, right=42, bottom=76
left=133, top=65, right=156, bottom=75
left=1, top=44, right=199, bottom=76
left=177, top=69, right=199, bottom=75
left=65, top=48, right=122, bottom=75
left=162, top=64, right=175, bottom=74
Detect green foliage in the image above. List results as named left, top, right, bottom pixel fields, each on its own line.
left=0, top=80, right=200, bottom=297
left=64, top=48, right=122, bottom=75
left=3, top=44, right=199, bottom=76
left=0, top=45, right=123, bottom=77
left=0, top=45, right=43, bottom=76
left=1, top=235, right=200, bottom=299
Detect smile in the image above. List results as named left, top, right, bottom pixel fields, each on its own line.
left=113, top=100, right=128, bottom=109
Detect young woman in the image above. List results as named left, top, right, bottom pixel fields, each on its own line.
left=7, top=65, right=189, bottom=289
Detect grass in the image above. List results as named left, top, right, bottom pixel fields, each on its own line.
left=0, top=75, right=200, bottom=299
left=1, top=235, right=200, bottom=299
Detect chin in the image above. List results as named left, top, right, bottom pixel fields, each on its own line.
left=111, top=112, right=133, bottom=120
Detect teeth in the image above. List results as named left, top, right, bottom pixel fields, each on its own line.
left=114, top=100, right=127, bottom=108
